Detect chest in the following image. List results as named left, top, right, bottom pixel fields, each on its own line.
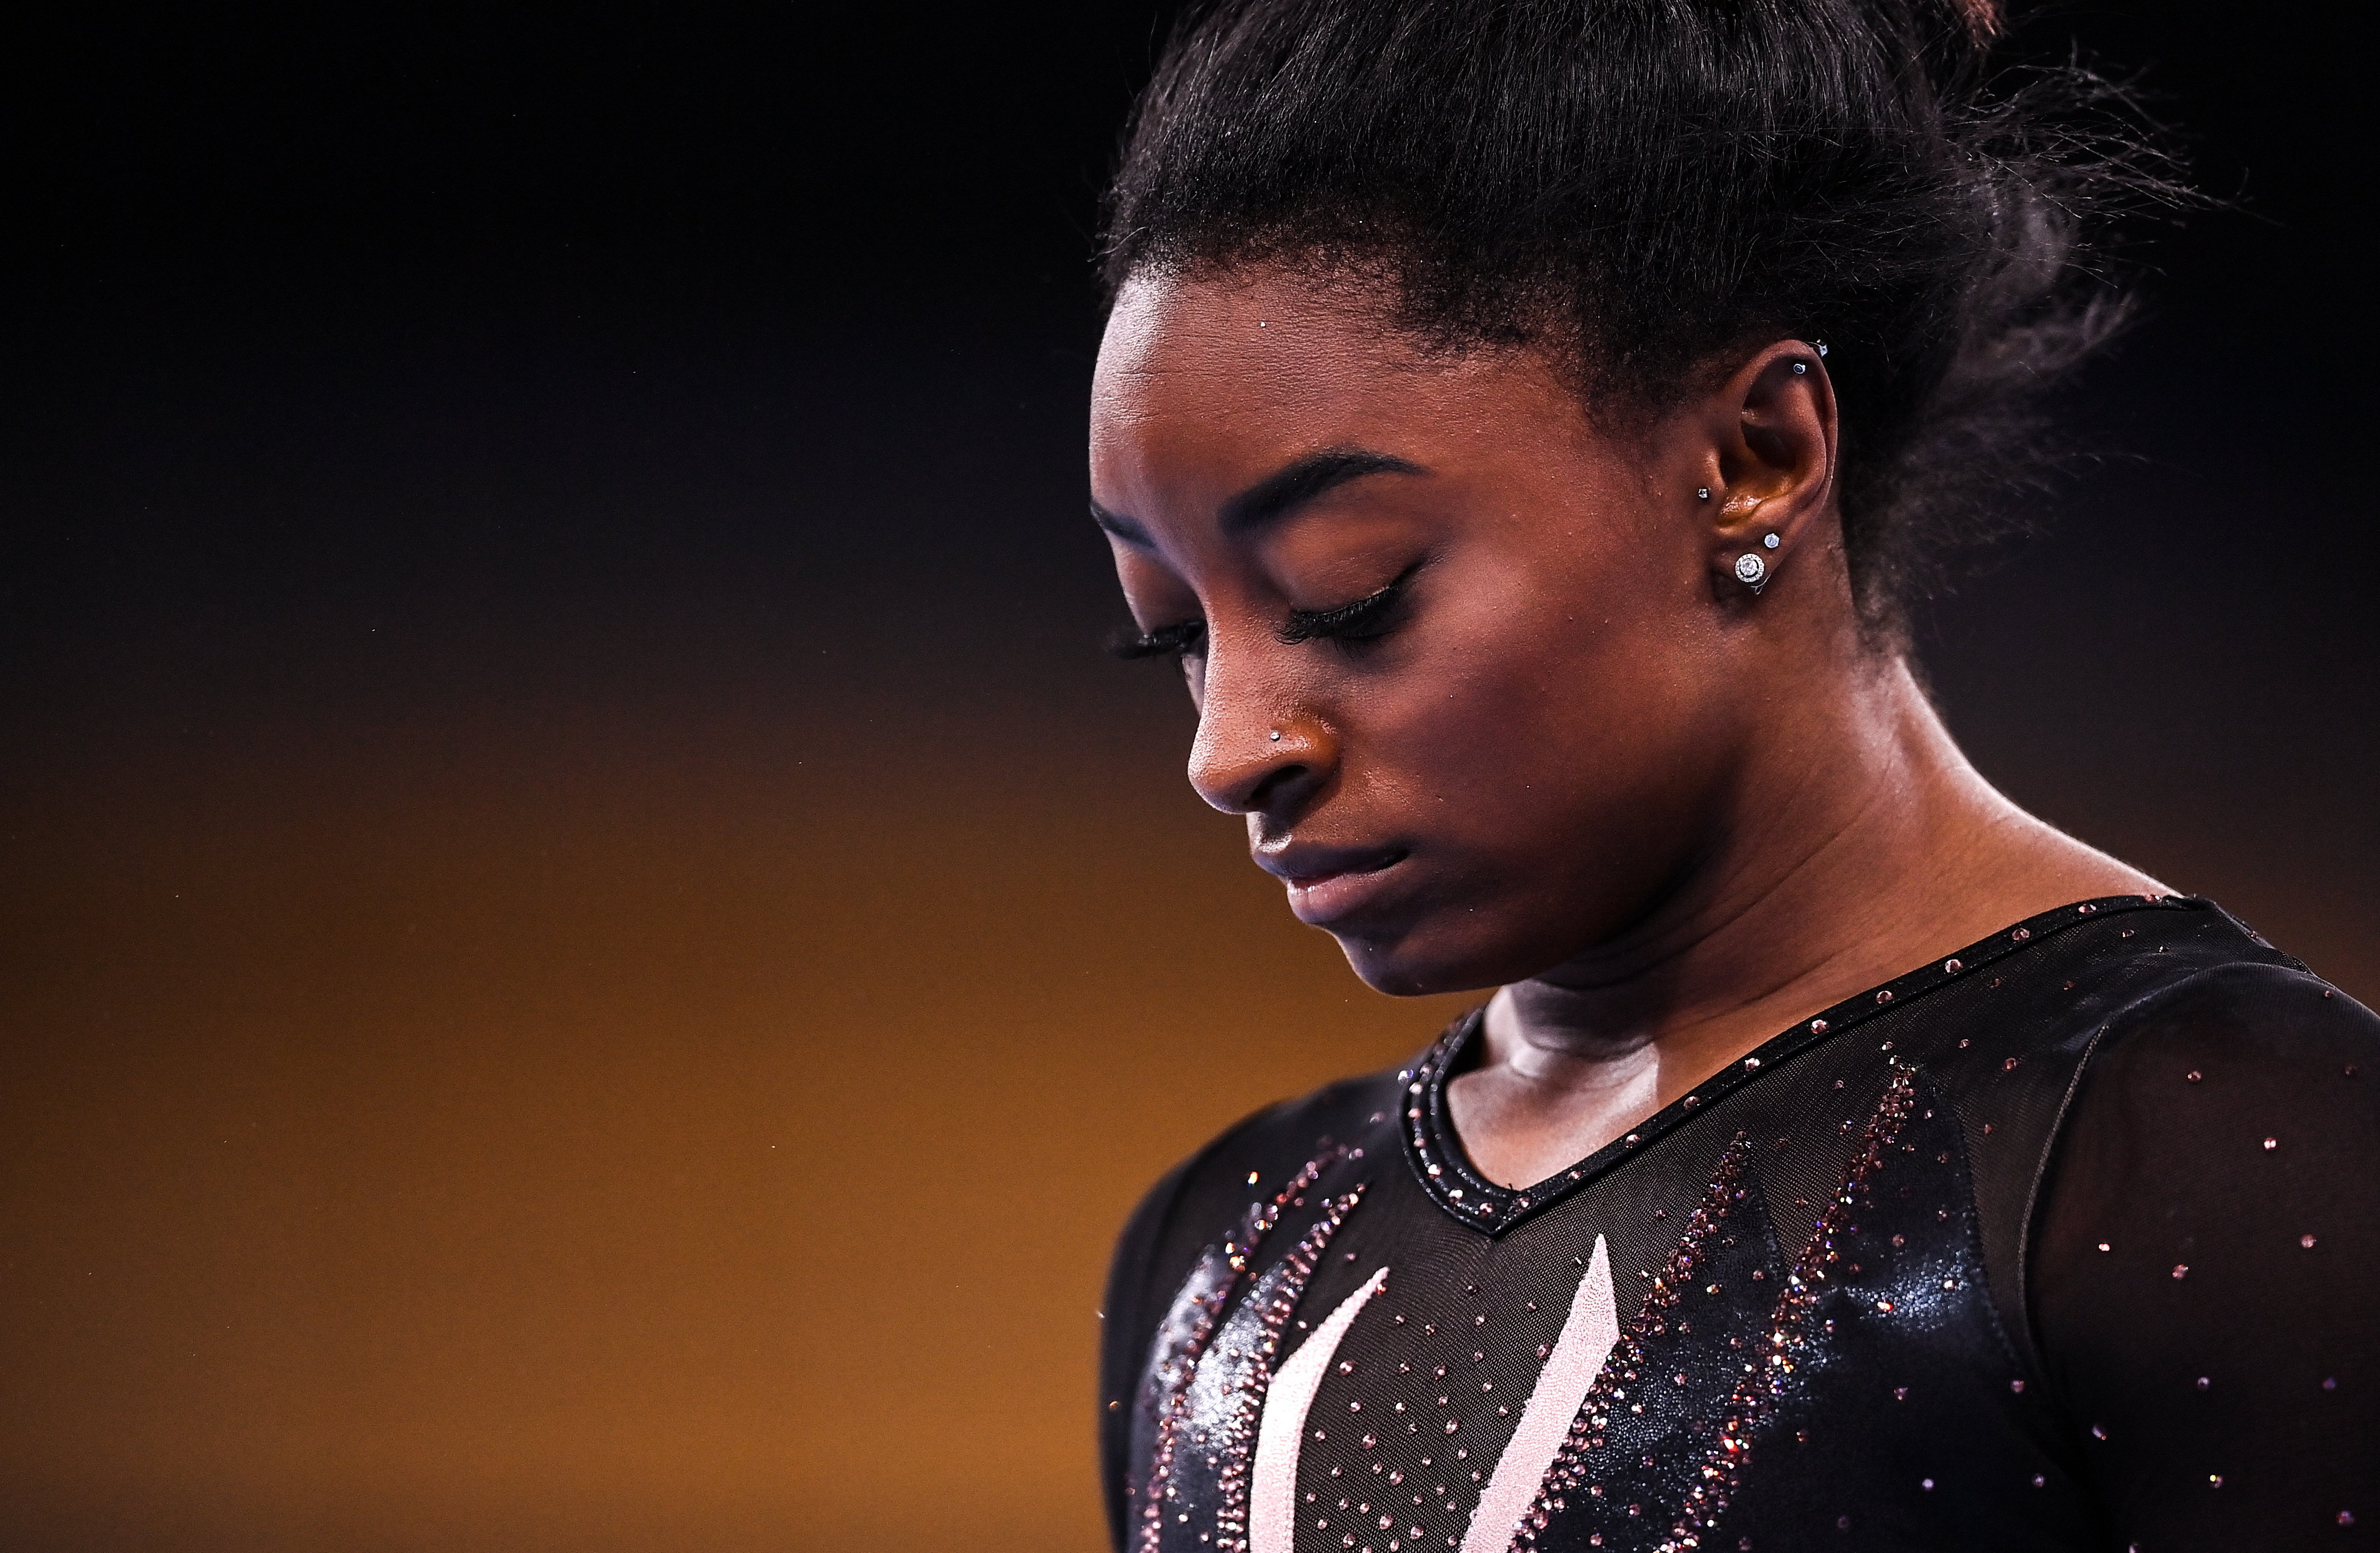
left=1125, top=1070, right=2092, bottom=1553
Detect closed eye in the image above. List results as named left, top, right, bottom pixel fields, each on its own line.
left=1277, top=561, right=1423, bottom=646
left=1109, top=618, right=1208, bottom=660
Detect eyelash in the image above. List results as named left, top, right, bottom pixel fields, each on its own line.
left=1110, top=619, right=1208, bottom=660
left=1278, top=562, right=1421, bottom=646
left=1111, top=563, right=1423, bottom=661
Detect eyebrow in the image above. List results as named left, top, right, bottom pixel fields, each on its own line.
left=1090, top=447, right=1427, bottom=546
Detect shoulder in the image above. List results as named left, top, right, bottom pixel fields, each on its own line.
left=1096, top=1059, right=1415, bottom=1537
left=2044, top=900, right=2379, bottom=1219
left=1101, top=1058, right=1413, bottom=1369
left=2026, top=929, right=2378, bottom=1539
left=2056, top=948, right=2380, bottom=1198
left=1978, top=895, right=2366, bottom=1071
left=1108, top=1063, right=1407, bottom=1297
left=2076, top=909, right=2379, bottom=1091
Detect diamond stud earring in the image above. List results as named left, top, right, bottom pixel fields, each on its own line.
left=1734, top=552, right=1770, bottom=593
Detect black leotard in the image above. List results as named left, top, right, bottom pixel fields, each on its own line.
left=1100, top=896, right=2379, bottom=1552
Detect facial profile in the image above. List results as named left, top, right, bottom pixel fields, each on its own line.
left=1090, top=265, right=1842, bottom=997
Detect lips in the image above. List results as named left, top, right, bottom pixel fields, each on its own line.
left=1256, top=843, right=1410, bottom=925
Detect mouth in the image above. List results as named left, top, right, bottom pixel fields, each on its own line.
left=1256, top=843, right=1411, bottom=925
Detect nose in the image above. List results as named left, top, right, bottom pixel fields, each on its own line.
left=1186, top=676, right=1334, bottom=816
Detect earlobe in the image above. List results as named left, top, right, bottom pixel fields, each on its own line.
left=1730, top=531, right=1783, bottom=595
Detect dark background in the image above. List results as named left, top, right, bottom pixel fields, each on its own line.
left=2, top=4, right=2368, bottom=1549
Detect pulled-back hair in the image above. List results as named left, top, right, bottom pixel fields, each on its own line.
left=1100, top=0, right=2185, bottom=636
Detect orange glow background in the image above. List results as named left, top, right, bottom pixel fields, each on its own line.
left=3, top=4, right=2369, bottom=1549
left=3, top=690, right=1471, bottom=1550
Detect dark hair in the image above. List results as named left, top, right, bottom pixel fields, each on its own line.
left=1100, top=0, right=2186, bottom=636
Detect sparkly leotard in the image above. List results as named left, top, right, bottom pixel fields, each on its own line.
left=1100, top=896, right=2379, bottom=1552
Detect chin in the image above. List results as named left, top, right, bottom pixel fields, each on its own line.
left=1327, top=911, right=1553, bottom=999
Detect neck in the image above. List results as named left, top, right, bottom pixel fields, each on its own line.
left=1453, top=653, right=2161, bottom=1187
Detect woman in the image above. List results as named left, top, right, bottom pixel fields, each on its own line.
left=1085, top=1, right=2376, bottom=1549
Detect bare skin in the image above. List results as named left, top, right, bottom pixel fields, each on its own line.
left=1089, top=266, right=2167, bottom=1192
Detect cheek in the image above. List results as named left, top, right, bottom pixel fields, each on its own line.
left=1365, top=571, right=1731, bottom=859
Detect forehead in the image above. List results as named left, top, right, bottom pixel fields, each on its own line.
left=1093, top=269, right=1408, bottom=410
left=1090, top=268, right=1591, bottom=505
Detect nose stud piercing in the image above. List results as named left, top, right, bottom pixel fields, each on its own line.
left=1269, top=729, right=1282, bottom=742
left=1697, top=487, right=1711, bottom=501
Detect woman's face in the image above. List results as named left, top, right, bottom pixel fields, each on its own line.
left=1090, top=268, right=1797, bottom=996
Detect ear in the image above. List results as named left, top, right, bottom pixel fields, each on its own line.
left=1689, top=340, right=1836, bottom=599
